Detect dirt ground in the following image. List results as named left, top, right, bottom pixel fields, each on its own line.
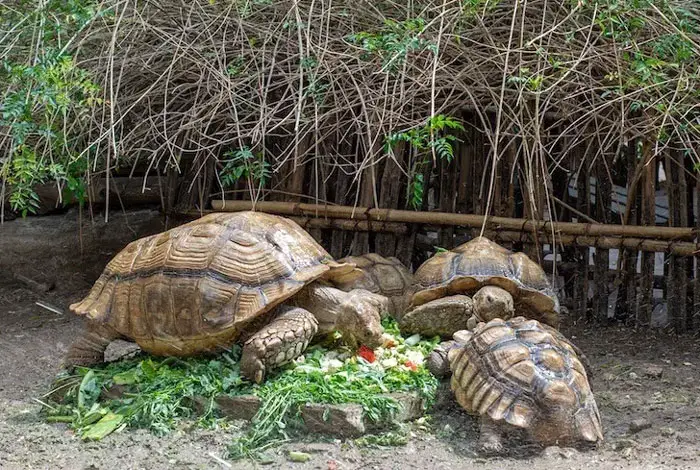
left=1, top=209, right=700, bottom=470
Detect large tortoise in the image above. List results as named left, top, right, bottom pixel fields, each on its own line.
left=65, top=211, right=388, bottom=383
left=332, top=253, right=414, bottom=320
left=399, top=237, right=559, bottom=337
left=427, top=317, right=603, bottom=453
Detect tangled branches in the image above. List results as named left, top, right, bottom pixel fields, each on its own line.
left=2, top=0, right=700, bottom=216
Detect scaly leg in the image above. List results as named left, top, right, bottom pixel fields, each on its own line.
left=400, top=295, right=473, bottom=338
left=240, top=306, right=318, bottom=383
left=478, top=416, right=506, bottom=455
left=63, top=321, right=120, bottom=368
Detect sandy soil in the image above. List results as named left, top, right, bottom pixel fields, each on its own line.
left=1, top=209, right=700, bottom=470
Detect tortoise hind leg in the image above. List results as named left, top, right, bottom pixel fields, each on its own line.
left=240, top=307, right=318, bottom=383
left=478, top=416, right=507, bottom=455
left=64, top=322, right=120, bottom=368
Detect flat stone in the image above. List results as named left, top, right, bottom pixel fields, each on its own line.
left=628, top=418, right=652, bottom=434
left=383, top=392, right=424, bottom=423
left=301, top=403, right=366, bottom=437
left=215, top=395, right=262, bottom=421
left=104, top=340, right=141, bottom=362
left=642, top=365, right=664, bottom=379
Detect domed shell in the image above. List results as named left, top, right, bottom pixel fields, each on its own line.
left=411, top=237, right=559, bottom=327
left=69, top=211, right=355, bottom=356
left=448, top=317, right=602, bottom=443
left=333, top=254, right=414, bottom=318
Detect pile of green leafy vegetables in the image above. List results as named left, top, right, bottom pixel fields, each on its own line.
left=42, top=318, right=440, bottom=459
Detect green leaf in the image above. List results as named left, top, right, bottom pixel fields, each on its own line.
left=78, top=370, right=99, bottom=409
left=81, top=412, right=124, bottom=441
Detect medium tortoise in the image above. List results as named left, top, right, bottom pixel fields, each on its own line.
left=332, top=253, right=414, bottom=320
left=399, top=237, right=559, bottom=337
left=427, top=317, right=603, bottom=453
left=65, top=211, right=388, bottom=383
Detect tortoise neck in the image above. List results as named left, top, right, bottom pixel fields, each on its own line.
left=292, top=283, right=346, bottom=334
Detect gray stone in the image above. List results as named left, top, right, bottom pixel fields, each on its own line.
left=301, top=403, right=366, bottom=437
left=104, top=340, right=141, bottom=362
left=660, top=427, right=676, bottom=437
left=629, top=418, right=652, bottom=434
left=642, top=365, right=664, bottom=379
left=215, top=395, right=262, bottom=421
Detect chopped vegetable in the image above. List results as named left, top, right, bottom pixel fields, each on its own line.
left=357, top=345, right=376, bottom=363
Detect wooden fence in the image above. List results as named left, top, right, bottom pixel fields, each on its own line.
left=168, top=113, right=700, bottom=334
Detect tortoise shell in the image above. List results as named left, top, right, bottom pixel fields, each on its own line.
left=69, top=211, right=355, bottom=356
left=448, top=317, right=603, bottom=444
left=333, top=254, right=414, bottom=319
left=411, top=237, right=559, bottom=327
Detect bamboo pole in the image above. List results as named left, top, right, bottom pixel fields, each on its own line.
left=210, top=200, right=699, bottom=241
left=638, top=143, right=656, bottom=328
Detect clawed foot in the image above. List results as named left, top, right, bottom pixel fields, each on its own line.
left=478, top=435, right=505, bottom=455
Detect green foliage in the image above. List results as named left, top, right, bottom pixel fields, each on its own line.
left=408, top=173, right=425, bottom=210
left=1, top=1, right=105, bottom=215
left=348, top=18, right=437, bottom=73
left=219, top=146, right=271, bottom=189
left=385, top=115, right=464, bottom=209
left=44, top=317, right=439, bottom=460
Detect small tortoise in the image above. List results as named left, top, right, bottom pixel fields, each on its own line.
left=65, top=211, right=388, bottom=383
left=427, top=317, right=603, bottom=453
left=332, top=253, right=414, bottom=320
left=399, top=237, right=559, bottom=337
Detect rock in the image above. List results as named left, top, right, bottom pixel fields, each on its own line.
left=629, top=372, right=639, bottom=380
left=302, top=403, right=366, bottom=437
left=628, top=418, right=652, bottom=434
left=642, top=365, right=664, bottom=379
left=104, top=340, right=141, bottom=362
left=384, top=393, right=424, bottom=423
left=215, top=395, right=262, bottom=421
left=603, top=373, right=616, bottom=382
left=543, top=446, right=579, bottom=459
left=660, top=427, right=676, bottom=437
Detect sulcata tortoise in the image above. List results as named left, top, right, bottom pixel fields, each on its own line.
left=399, top=237, right=559, bottom=338
left=65, top=211, right=388, bottom=383
left=332, top=253, right=414, bottom=320
left=427, top=317, right=603, bottom=454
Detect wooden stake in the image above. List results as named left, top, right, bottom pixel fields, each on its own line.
left=638, top=142, right=656, bottom=328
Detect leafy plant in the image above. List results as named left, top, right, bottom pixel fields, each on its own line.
left=1, top=1, right=105, bottom=215
left=219, top=146, right=271, bottom=189
left=348, top=18, right=437, bottom=73
left=385, top=115, right=464, bottom=209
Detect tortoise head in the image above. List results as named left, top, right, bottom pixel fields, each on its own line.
left=473, top=286, right=514, bottom=322
left=337, top=289, right=387, bottom=349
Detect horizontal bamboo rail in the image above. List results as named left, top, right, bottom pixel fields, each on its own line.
left=211, top=200, right=699, bottom=242
left=483, top=230, right=699, bottom=257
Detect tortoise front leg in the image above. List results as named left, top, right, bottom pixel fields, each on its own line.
left=400, top=295, right=473, bottom=338
left=240, top=307, right=318, bottom=383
